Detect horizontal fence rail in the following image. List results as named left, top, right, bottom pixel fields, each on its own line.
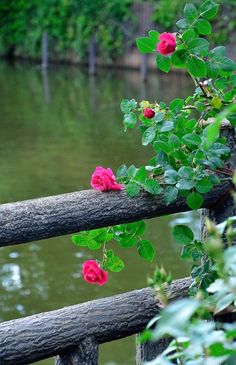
left=0, top=182, right=232, bottom=246
left=0, top=278, right=191, bottom=365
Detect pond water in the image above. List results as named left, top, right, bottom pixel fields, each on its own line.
left=0, top=61, right=199, bottom=364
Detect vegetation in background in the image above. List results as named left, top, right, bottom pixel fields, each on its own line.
left=0, top=0, right=133, bottom=61
left=152, top=0, right=236, bottom=46
left=0, top=0, right=235, bottom=62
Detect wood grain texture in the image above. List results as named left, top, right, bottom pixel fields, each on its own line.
left=0, top=182, right=232, bottom=247
left=55, top=338, right=98, bottom=365
left=0, top=278, right=191, bottom=365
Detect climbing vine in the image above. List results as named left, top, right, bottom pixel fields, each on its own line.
left=71, top=3, right=236, bottom=360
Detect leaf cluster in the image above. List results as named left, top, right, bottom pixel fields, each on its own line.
left=71, top=221, right=155, bottom=272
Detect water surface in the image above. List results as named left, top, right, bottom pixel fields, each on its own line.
left=0, top=62, right=198, bottom=364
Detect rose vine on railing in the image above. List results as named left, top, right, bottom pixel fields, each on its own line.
left=69, top=2, right=236, bottom=362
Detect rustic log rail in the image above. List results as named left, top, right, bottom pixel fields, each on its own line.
left=0, top=124, right=234, bottom=364
left=0, top=181, right=232, bottom=247
left=0, top=278, right=191, bottom=365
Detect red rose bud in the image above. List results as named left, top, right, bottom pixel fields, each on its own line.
left=144, top=108, right=155, bottom=119
left=157, top=33, right=176, bottom=56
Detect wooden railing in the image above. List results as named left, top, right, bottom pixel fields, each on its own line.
left=0, top=124, right=235, bottom=364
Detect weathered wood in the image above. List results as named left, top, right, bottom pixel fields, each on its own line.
left=0, top=278, right=191, bottom=365
left=41, top=31, right=49, bottom=69
left=55, top=338, right=98, bottom=365
left=89, top=36, right=96, bottom=75
left=0, top=182, right=231, bottom=247
left=136, top=337, right=171, bottom=364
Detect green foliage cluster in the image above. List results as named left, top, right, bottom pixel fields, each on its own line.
left=152, top=0, right=236, bottom=46
left=0, top=0, right=132, bottom=60
left=72, top=221, right=155, bottom=272
left=69, top=1, right=236, bottom=362
left=120, top=0, right=236, bottom=211
left=140, top=202, right=236, bottom=364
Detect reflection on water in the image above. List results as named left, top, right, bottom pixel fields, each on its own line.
left=0, top=61, right=199, bottom=364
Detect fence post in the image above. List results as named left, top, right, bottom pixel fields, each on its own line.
left=89, top=36, right=96, bottom=75
left=136, top=122, right=236, bottom=364
left=140, top=55, right=148, bottom=82
left=55, top=338, right=98, bottom=365
left=41, top=31, right=49, bottom=69
left=136, top=336, right=171, bottom=364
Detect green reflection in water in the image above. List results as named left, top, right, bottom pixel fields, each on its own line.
left=0, top=62, right=198, bottom=364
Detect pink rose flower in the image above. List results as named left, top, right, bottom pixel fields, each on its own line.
left=91, top=166, right=123, bottom=192
left=82, top=260, right=108, bottom=286
left=144, top=107, right=155, bottom=119
left=157, top=33, right=176, bottom=56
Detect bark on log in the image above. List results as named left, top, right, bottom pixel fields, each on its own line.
left=0, top=278, right=191, bottom=365
left=0, top=183, right=232, bottom=247
left=55, top=338, right=98, bottom=365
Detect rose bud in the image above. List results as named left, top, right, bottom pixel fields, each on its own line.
left=144, top=107, right=155, bottom=119
left=157, top=33, right=176, bottom=56
left=82, top=260, right=108, bottom=286
left=91, top=166, right=123, bottom=192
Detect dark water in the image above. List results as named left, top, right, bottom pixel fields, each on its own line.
left=0, top=61, right=199, bottom=364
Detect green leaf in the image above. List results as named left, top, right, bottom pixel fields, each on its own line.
left=184, top=3, right=198, bottom=22
left=176, top=18, right=189, bottom=29
left=164, top=169, right=179, bottom=185
left=136, top=37, right=156, bottom=53
left=188, top=38, right=209, bottom=57
left=195, top=19, right=212, bottom=35
left=117, top=164, right=127, bottom=177
left=119, top=235, right=137, bottom=248
left=106, top=255, right=125, bottom=272
left=215, top=293, right=234, bottom=314
left=187, top=56, right=206, bottom=77
left=164, top=186, right=178, bottom=205
left=136, top=221, right=146, bottom=236
left=154, top=112, right=165, bottom=122
left=182, top=133, right=201, bottom=147
left=126, top=181, right=140, bottom=197
left=195, top=178, right=213, bottom=193
left=209, top=142, right=230, bottom=156
left=187, top=192, right=204, bottom=209
left=120, top=99, right=137, bottom=113
left=159, top=121, right=174, bottom=132
left=143, top=179, right=162, bottom=195
left=209, top=46, right=226, bottom=57
left=153, top=140, right=170, bottom=154
left=211, top=56, right=236, bottom=72
left=134, top=167, right=147, bottom=183
left=71, top=234, right=88, bottom=246
left=178, top=166, right=194, bottom=179
left=127, top=165, right=138, bottom=177
left=176, top=179, right=194, bottom=191
left=169, top=99, right=184, bottom=113
left=172, top=225, right=194, bottom=244
left=168, top=134, right=180, bottom=149
left=171, top=50, right=188, bottom=68
left=203, top=119, right=221, bottom=149
left=156, top=53, right=171, bottom=73
left=137, top=240, right=155, bottom=261
left=200, top=0, right=219, bottom=20
left=182, top=29, right=196, bottom=42
left=87, top=239, right=101, bottom=250
left=142, top=126, right=156, bottom=146
left=124, top=112, right=137, bottom=129
left=148, top=30, right=159, bottom=44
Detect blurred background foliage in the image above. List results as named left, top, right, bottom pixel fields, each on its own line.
left=0, top=0, right=235, bottom=63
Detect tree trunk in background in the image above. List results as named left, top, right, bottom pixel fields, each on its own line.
left=41, top=31, right=49, bottom=69
left=89, top=36, right=96, bottom=75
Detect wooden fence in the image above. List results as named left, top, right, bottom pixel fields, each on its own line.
left=0, top=123, right=235, bottom=364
